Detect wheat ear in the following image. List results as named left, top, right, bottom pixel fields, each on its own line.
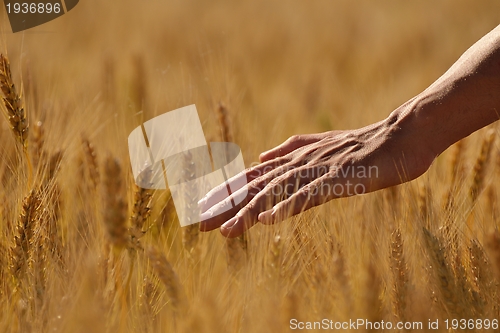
left=103, top=156, right=128, bottom=249
left=470, top=131, right=495, bottom=204
left=0, top=54, right=32, bottom=182
left=269, top=234, right=282, bottom=274
left=217, top=102, right=248, bottom=268
left=181, top=149, right=200, bottom=260
left=486, top=230, right=500, bottom=282
left=31, top=121, right=44, bottom=169
left=364, top=263, right=382, bottom=330
left=444, top=140, right=465, bottom=213
left=130, top=170, right=154, bottom=250
left=422, top=227, right=463, bottom=318
left=146, top=246, right=186, bottom=311
left=81, top=136, right=100, bottom=190
left=0, top=54, right=28, bottom=149
left=10, top=190, right=41, bottom=280
left=390, top=228, right=408, bottom=321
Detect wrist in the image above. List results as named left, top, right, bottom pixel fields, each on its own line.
left=382, top=97, right=439, bottom=179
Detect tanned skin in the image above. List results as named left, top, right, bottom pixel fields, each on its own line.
left=199, top=24, right=500, bottom=238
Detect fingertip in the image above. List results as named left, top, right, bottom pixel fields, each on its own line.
left=220, top=225, right=242, bottom=238
left=220, top=217, right=238, bottom=237
left=258, top=209, right=274, bottom=225
left=221, top=215, right=253, bottom=238
left=259, top=151, right=272, bottom=163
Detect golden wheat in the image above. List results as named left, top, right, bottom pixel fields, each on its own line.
left=422, top=227, right=464, bottom=318
left=0, top=54, right=28, bottom=150
left=146, top=246, right=186, bottom=311
left=181, top=150, right=200, bottom=259
left=103, top=156, right=128, bottom=249
left=470, top=131, right=495, bottom=203
left=390, top=228, right=408, bottom=321
left=130, top=170, right=154, bottom=250
left=0, top=2, right=499, bottom=332
left=81, top=136, right=100, bottom=190
left=10, top=190, right=41, bottom=280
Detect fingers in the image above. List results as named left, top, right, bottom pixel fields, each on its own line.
left=218, top=165, right=326, bottom=237
left=198, top=184, right=254, bottom=232
left=256, top=177, right=325, bottom=225
left=199, top=131, right=349, bottom=237
left=198, top=172, right=248, bottom=215
left=258, top=172, right=360, bottom=225
left=199, top=159, right=298, bottom=231
left=198, top=157, right=289, bottom=214
left=259, top=134, right=325, bottom=163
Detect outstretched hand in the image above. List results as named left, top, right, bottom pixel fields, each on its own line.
left=199, top=23, right=500, bottom=237
left=198, top=112, right=435, bottom=238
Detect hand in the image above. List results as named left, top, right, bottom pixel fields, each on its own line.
left=198, top=108, right=435, bottom=238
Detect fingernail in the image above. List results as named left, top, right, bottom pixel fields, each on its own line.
left=199, top=209, right=214, bottom=221
left=270, top=206, right=278, bottom=217
left=257, top=212, right=265, bottom=221
left=221, top=217, right=238, bottom=230
left=258, top=211, right=272, bottom=222
left=198, top=197, right=206, bottom=206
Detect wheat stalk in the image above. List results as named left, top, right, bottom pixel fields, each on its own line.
left=10, top=190, right=41, bottom=280
left=146, top=246, right=186, bottom=311
left=390, top=228, right=408, bottom=321
left=158, top=189, right=178, bottom=231
left=28, top=208, right=51, bottom=301
left=81, top=136, right=100, bottom=190
left=0, top=54, right=33, bottom=183
left=181, top=150, right=199, bottom=259
left=102, top=57, right=116, bottom=105
left=269, top=234, right=282, bottom=275
left=417, top=183, right=431, bottom=230
left=444, top=140, right=465, bottom=213
left=132, top=55, right=148, bottom=115
left=103, top=156, right=128, bottom=249
left=216, top=102, right=248, bottom=266
left=330, top=243, right=352, bottom=317
left=468, top=239, right=490, bottom=315
left=469, top=239, right=489, bottom=290
left=130, top=170, right=154, bottom=250
left=364, top=263, right=382, bottom=331
left=485, top=230, right=500, bottom=281
left=470, top=131, right=495, bottom=204
left=31, top=121, right=44, bottom=169
left=422, top=227, right=464, bottom=318
left=0, top=54, right=28, bottom=149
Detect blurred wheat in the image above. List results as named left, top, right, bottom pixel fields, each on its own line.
left=1, top=1, right=500, bottom=332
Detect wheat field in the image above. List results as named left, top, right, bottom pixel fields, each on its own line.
left=1, top=1, right=500, bottom=332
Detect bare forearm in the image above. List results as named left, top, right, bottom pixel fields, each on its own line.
left=397, top=24, right=500, bottom=158
left=200, top=24, right=500, bottom=236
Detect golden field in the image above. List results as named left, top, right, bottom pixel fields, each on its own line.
left=1, top=0, right=500, bottom=332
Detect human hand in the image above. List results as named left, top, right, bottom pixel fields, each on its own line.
left=199, top=24, right=500, bottom=238
left=198, top=110, right=435, bottom=238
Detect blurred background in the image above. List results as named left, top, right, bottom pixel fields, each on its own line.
left=1, top=1, right=500, bottom=332
left=1, top=0, right=499, bottom=162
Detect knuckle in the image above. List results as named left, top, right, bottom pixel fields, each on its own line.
left=239, top=203, right=254, bottom=217
left=248, top=178, right=266, bottom=192
left=268, top=176, right=283, bottom=187
left=275, top=156, right=289, bottom=166
left=287, top=134, right=302, bottom=144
